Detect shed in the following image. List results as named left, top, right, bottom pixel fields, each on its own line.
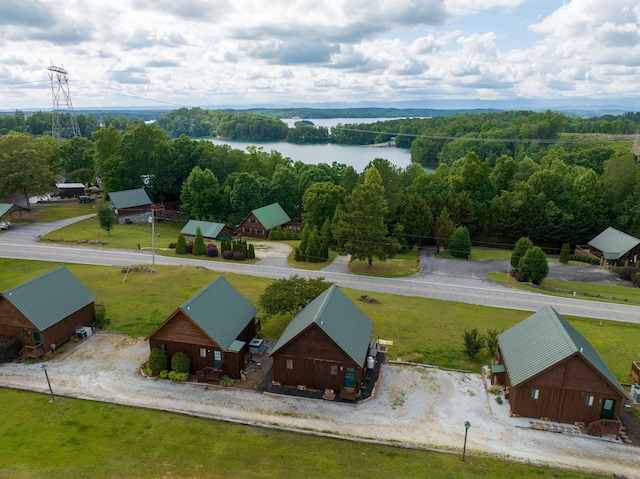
left=107, top=188, right=153, bottom=223
left=180, top=220, right=232, bottom=241
left=586, top=227, right=640, bottom=268
left=237, top=202, right=292, bottom=239
left=494, top=306, right=628, bottom=436
left=146, top=276, right=260, bottom=380
left=0, top=203, right=31, bottom=225
left=0, top=266, right=96, bottom=360
left=270, top=285, right=374, bottom=400
left=56, top=182, right=86, bottom=198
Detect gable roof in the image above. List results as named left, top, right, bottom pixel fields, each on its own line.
left=271, top=285, right=373, bottom=366
left=0, top=203, right=30, bottom=218
left=177, top=276, right=257, bottom=350
left=251, top=203, right=291, bottom=230
left=108, top=188, right=152, bottom=210
left=498, top=306, right=627, bottom=397
left=1, top=266, right=96, bottom=331
left=588, top=227, right=640, bottom=260
left=181, top=220, right=228, bottom=239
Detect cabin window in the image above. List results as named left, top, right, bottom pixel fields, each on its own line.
left=531, top=389, right=539, bottom=400
left=256, top=229, right=264, bottom=235
left=249, top=218, right=256, bottom=224
left=22, top=329, right=29, bottom=338
left=243, top=227, right=251, bottom=233
left=585, top=395, right=594, bottom=406
left=200, top=348, right=207, bottom=358
left=330, top=364, right=338, bottom=376
left=161, top=343, right=166, bottom=352
left=286, top=359, right=293, bottom=370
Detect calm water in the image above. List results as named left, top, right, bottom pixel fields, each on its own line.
left=203, top=118, right=413, bottom=172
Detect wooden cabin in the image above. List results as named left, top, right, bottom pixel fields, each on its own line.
left=55, top=182, right=86, bottom=198
left=146, top=276, right=260, bottom=380
left=580, top=227, right=640, bottom=269
left=107, top=188, right=154, bottom=223
left=237, top=202, right=293, bottom=240
left=0, top=203, right=31, bottom=226
left=493, top=306, right=628, bottom=437
left=270, top=285, right=374, bottom=401
left=180, top=220, right=233, bottom=241
left=0, top=267, right=96, bottom=360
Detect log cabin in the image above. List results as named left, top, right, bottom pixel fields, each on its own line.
left=107, top=188, right=154, bottom=223
left=236, top=202, right=293, bottom=240
left=0, top=266, right=96, bottom=360
left=270, top=285, right=374, bottom=401
left=146, top=276, right=259, bottom=380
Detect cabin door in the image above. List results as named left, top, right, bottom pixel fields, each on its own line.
left=33, top=331, right=42, bottom=347
left=344, top=367, right=356, bottom=388
left=600, top=398, right=616, bottom=420
left=213, top=350, right=222, bottom=368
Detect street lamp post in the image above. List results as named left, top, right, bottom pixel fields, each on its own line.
left=148, top=209, right=155, bottom=273
left=41, top=364, right=55, bottom=402
left=462, top=421, right=471, bottom=462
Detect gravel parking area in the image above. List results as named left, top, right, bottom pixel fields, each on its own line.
left=0, top=332, right=638, bottom=477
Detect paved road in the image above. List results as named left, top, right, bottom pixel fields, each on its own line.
left=0, top=218, right=638, bottom=323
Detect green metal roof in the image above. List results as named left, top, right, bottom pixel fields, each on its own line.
left=181, top=276, right=258, bottom=351
left=108, top=188, right=152, bottom=210
left=0, top=203, right=13, bottom=218
left=181, top=220, right=227, bottom=239
left=251, top=203, right=291, bottom=230
left=1, top=266, right=96, bottom=331
left=498, top=306, right=627, bottom=397
left=270, top=285, right=374, bottom=366
left=588, top=227, right=640, bottom=260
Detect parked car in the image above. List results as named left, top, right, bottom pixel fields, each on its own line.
left=78, top=195, right=94, bottom=203
left=0, top=220, right=13, bottom=230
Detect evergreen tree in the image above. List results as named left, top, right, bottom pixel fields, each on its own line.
left=449, top=226, right=471, bottom=258
left=511, top=237, right=534, bottom=269
left=559, top=243, right=570, bottom=264
left=175, top=233, right=188, bottom=254
left=434, top=207, right=455, bottom=249
left=320, top=218, right=333, bottom=246
left=305, top=227, right=321, bottom=263
left=247, top=243, right=256, bottom=259
left=299, top=224, right=311, bottom=261
left=519, top=246, right=549, bottom=284
left=193, top=227, right=206, bottom=255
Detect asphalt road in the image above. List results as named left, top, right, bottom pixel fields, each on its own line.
left=0, top=217, right=638, bottom=323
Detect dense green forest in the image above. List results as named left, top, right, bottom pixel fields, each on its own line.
left=2, top=109, right=640, bottom=256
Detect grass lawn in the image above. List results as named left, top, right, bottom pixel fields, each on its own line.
left=19, top=202, right=100, bottom=222
left=348, top=250, right=421, bottom=278
left=2, top=258, right=638, bottom=384
left=0, top=389, right=591, bottom=479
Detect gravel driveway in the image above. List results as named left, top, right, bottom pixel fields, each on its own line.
left=1, top=333, right=638, bottom=478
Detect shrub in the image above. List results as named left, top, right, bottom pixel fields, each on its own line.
left=193, top=227, right=207, bottom=255
left=449, top=226, right=471, bottom=258
left=222, top=249, right=234, bottom=259
left=511, top=237, right=534, bottom=269
left=175, top=234, right=188, bottom=254
left=559, top=243, right=570, bottom=264
left=268, top=226, right=300, bottom=240
left=294, top=247, right=301, bottom=262
left=485, top=329, right=499, bottom=358
left=219, top=375, right=234, bottom=387
left=171, top=351, right=191, bottom=374
left=186, top=242, right=194, bottom=254
left=518, top=246, right=549, bottom=285
left=496, top=396, right=503, bottom=404
left=590, top=258, right=599, bottom=265
left=463, top=328, right=485, bottom=359
left=148, top=348, right=169, bottom=376
left=159, top=370, right=169, bottom=379
left=233, top=251, right=246, bottom=261
left=94, top=304, right=110, bottom=329
left=57, top=346, right=66, bottom=354
left=168, top=371, right=189, bottom=381
left=618, top=266, right=637, bottom=281
left=168, top=242, right=176, bottom=249
left=632, top=274, right=640, bottom=287
left=206, top=245, right=219, bottom=257
left=488, top=384, right=503, bottom=395
left=247, top=243, right=255, bottom=259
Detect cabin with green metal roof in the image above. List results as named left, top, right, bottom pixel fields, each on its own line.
left=107, top=188, right=154, bottom=223
left=237, top=202, right=294, bottom=239
left=585, top=226, right=640, bottom=268
left=270, top=285, right=374, bottom=401
left=0, top=266, right=96, bottom=360
left=494, top=306, right=628, bottom=437
left=180, top=220, right=232, bottom=241
left=146, top=276, right=260, bottom=380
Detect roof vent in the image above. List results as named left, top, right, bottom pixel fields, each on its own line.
left=580, top=347, right=583, bottom=353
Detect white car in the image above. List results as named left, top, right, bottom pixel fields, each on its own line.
left=0, top=220, right=13, bottom=230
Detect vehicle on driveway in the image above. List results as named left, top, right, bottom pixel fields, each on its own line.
left=0, top=220, right=13, bottom=230
left=78, top=195, right=94, bottom=203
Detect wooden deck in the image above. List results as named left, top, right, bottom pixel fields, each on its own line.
left=197, top=366, right=223, bottom=383
left=19, top=344, right=44, bottom=359
left=586, top=416, right=622, bottom=438
left=631, top=361, right=640, bottom=384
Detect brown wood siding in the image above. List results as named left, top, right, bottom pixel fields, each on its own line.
left=272, top=325, right=364, bottom=392
left=507, top=354, right=625, bottom=424
left=238, top=213, right=269, bottom=239
left=0, top=298, right=94, bottom=353
left=237, top=318, right=257, bottom=344
left=149, top=312, right=217, bottom=347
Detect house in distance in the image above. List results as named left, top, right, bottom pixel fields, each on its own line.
left=237, top=202, right=296, bottom=240
left=0, top=266, right=96, bottom=360
left=492, top=306, right=628, bottom=437
left=180, top=219, right=232, bottom=242
left=107, top=188, right=155, bottom=224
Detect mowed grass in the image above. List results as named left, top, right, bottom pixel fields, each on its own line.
left=348, top=250, right=421, bottom=277
left=1, top=258, right=638, bottom=383
left=14, top=202, right=100, bottom=223
left=0, top=389, right=592, bottom=479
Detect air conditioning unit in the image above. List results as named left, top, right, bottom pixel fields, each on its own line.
left=75, top=327, right=93, bottom=340
left=631, top=384, right=640, bottom=403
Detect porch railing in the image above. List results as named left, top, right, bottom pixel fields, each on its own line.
left=19, top=344, right=44, bottom=359
left=586, top=416, right=622, bottom=437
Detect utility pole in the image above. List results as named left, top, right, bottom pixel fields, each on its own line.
left=149, top=209, right=156, bottom=273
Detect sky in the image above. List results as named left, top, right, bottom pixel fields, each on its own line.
left=1, top=0, right=640, bottom=110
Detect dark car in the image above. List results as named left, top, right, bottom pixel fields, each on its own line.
left=78, top=195, right=94, bottom=203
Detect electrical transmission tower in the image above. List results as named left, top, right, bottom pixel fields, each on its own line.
left=47, top=64, right=81, bottom=139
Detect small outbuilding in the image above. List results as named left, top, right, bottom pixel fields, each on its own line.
left=107, top=188, right=154, bottom=223
left=270, top=285, right=375, bottom=401
left=0, top=266, right=96, bottom=360
left=180, top=220, right=233, bottom=241
left=583, top=227, right=640, bottom=268
left=0, top=203, right=31, bottom=228
left=493, top=306, right=628, bottom=437
left=146, top=276, right=260, bottom=380
left=55, top=182, right=86, bottom=198
left=237, top=202, right=293, bottom=240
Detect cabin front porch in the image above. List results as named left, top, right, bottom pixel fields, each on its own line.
left=19, top=344, right=44, bottom=360
left=587, top=416, right=622, bottom=438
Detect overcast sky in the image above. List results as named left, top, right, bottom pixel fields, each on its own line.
left=1, top=0, right=640, bottom=110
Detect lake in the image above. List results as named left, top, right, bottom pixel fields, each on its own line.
left=203, top=117, right=414, bottom=172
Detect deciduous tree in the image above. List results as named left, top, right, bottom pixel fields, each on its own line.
left=259, top=275, right=333, bottom=318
